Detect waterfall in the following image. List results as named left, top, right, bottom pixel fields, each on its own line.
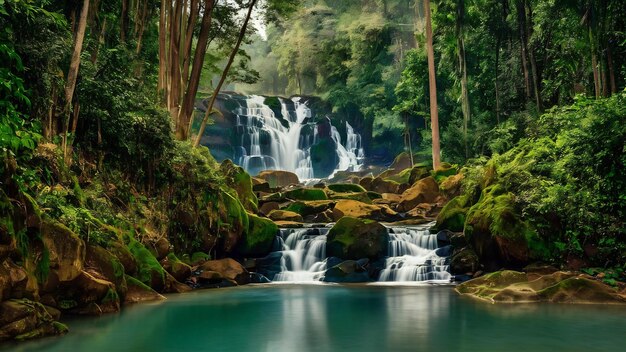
left=272, top=228, right=329, bottom=282
left=378, top=227, right=451, bottom=283
left=262, top=224, right=451, bottom=284
left=224, top=94, right=363, bottom=180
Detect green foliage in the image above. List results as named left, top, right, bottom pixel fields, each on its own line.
left=128, top=238, right=165, bottom=286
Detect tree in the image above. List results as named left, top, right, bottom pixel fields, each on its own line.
left=455, top=0, right=470, bottom=158
left=424, top=0, right=441, bottom=169
left=193, top=0, right=258, bottom=147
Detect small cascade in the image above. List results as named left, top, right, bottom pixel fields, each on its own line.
left=223, top=94, right=363, bottom=180
left=379, top=226, right=451, bottom=283
left=272, top=228, right=329, bottom=282
left=262, top=223, right=451, bottom=284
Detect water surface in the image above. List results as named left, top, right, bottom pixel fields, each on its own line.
left=6, top=284, right=626, bottom=352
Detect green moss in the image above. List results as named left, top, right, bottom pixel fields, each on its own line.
left=384, top=168, right=412, bottom=184
left=284, top=188, right=328, bottom=201
left=101, top=288, right=120, bottom=305
left=431, top=163, right=459, bottom=183
left=329, top=217, right=375, bottom=248
left=326, top=217, right=388, bottom=260
left=237, top=213, right=278, bottom=257
left=284, top=200, right=335, bottom=216
left=366, top=191, right=382, bottom=200
left=191, top=252, right=210, bottom=263
left=128, top=239, right=165, bottom=286
left=328, top=192, right=372, bottom=204
left=327, top=184, right=367, bottom=193
left=433, top=194, right=471, bottom=232
left=220, top=160, right=258, bottom=212
left=125, top=274, right=154, bottom=291
left=58, top=299, right=78, bottom=310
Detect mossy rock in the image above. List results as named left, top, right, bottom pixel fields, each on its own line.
left=284, top=200, right=336, bottom=217
left=215, top=191, right=249, bottom=254
left=127, top=239, right=166, bottom=291
left=311, top=138, right=339, bottom=178
left=162, top=253, right=192, bottom=282
left=397, top=176, right=440, bottom=212
left=328, top=192, right=373, bottom=204
left=464, top=185, right=548, bottom=269
left=369, top=177, right=400, bottom=194
left=450, top=247, right=480, bottom=275
left=327, top=184, right=366, bottom=193
left=409, top=164, right=432, bottom=184
left=257, top=170, right=299, bottom=188
left=366, top=191, right=382, bottom=200
left=219, top=160, right=259, bottom=212
left=268, top=210, right=303, bottom=222
left=40, top=218, right=85, bottom=283
left=439, top=173, right=465, bottom=199
left=384, top=168, right=412, bottom=184
left=332, top=200, right=398, bottom=222
left=326, top=217, right=389, bottom=260
left=283, top=188, right=328, bottom=201
left=431, top=162, right=458, bottom=183
left=237, top=214, right=278, bottom=257
left=124, top=275, right=166, bottom=304
left=85, top=244, right=127, bottom=297
left=433, top=194, right=471, bottom=232
left=0, top=299, right=68, bottom=341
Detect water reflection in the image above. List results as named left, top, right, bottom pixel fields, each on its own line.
left=5, top=285, right=626, bottom=352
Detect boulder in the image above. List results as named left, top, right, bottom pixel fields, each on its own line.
left=63, top=270, right=120, bottom=315
left=127, top=240, right=166, bottom=291
left=85, top=245, right=127, bottom=297
left=323, top=260, right=371, bottom=283
left=163, top=272, right=192, bottom=294
left=327, top=184, right=367, bottom=193
left=124, top=275, right=166, bottom=304
left=440, top=173, right=464, bottom=199
left=236, top=214, right=278, bottom=257
left=257, top=170, right=300, bottom=188
left=433, top=194, right=471, bottom=232
left=358, top=176, right=374, bottom=190
left=332, top=200, right=398, bottom=222
left=198, top=258, right=249, bottom=285
left=268, top=210, right=303, bottom=223
left=147, top=237, right=171, bottom=261
left=0, top=299, right=67, bottom=342
left=259, top=201, right=280, bottom=216
left=214, top=191, right=249, bottom=254
left=311, top=136, right=339, bottom=178
left=283, top=188, right=328, bottom=201
left=326, top=217, right=389, bottom=260
left=284, top=200, right=336, bottom=217
left=397, top=176, right=440, bottom=212
left=220, top=160, right=259, bottom=212
left=409, top=165, right=431, bottom=184
left=369, top=177, right=400, bottom=194
left=304, top=209, right=334, bottom=224
left=0, top=258, right=38, bottom=302
left=40, top=219, right=85, bottom=282
left=107, top=241, right=137, bottom=275
left=161, top=253, right=192, bottom=282
left=450, top=248, right=481, bottom=275
left=431, top=162, right=458, bottom=182
left=251, top=178, right=271, bottom=193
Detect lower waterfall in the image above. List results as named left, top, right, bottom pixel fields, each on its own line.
left=259, top=223, right=451, bottom=284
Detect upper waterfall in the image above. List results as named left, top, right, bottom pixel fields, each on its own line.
left=195, top=93, right=365, bottom=179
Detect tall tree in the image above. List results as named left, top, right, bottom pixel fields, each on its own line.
left=62, top=0, right=90, bottom=160
left=456, top=0, right=470, bottom=158
left=194, top=0, right=258, bottom=147
left=424, top=0, right=441, bottom=169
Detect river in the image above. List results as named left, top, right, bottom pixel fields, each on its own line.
left=5, top=284, right=626, bottom=352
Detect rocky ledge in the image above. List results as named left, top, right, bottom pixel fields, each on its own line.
left=456, top=269, right=626, bottom=304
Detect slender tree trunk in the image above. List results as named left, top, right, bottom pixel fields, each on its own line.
left=424, top=0, right=441, bottom=169
left=516, top=0, right=531, bottom=101
left=47, top=85, right=57, bottom=139
left=495, top=36, right=501, bottom=124
left=177, top=0, right=215, bottom=140
left=71, top=101, right=80, bottom=133
left=524, top=0, right=542, bottom=112
left=135, top=0, right=150, bottom=55
left=62, top=0, right=90, bottom=161
left=91, top=17, right=107, bottom=64
left=194, top=0, right=258, bottom=148
left=607, top=44, right=617, bottom=94
left=168, top=0, right=183, bottom=123
left=456, top=0, right=470, bottom=159
left=121, top=0, right=129, bottom=42
left=589, top=28, right=600, bottom=99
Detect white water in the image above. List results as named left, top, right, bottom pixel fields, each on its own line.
left=269, top=224, right=451, bottom=283
left=232, top=95, right=363, bottom=180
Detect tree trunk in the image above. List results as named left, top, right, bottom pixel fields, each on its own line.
left=91, top=17, right=107, bottom=64
left=456, top=0, right=470, bottom=159
left=168, top=0, right=183, bottom=123
left=194, top=0, right=258, bottom=148
left=516, top=0, right=531, bottom=101
left=135, top=0, right=150, bottom=55
left=62, top=0, right=90, bottom=160
left=121, top=0, right=129, bottom=42
left=158, top=0, right=167, bottom=97
left=424, top=0, right=441, bottom=169
left=524, top=0, right=542, bottom=112
left=607, top=44, right=617, bottom=94
left=495, top=35, right=501, bottom=124
left=177, top=0, right=215, bottom=140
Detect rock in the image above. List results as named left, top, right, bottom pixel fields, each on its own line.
left=389, top=152, right=413, bottom=172
left=64, top=270, right=120, bottom=315
left=431, top=162, right=458, bottom=182
left=359, top=176, right=374, bottom=190
left=328, top=191, right=373, bottom=204
left=259, top=201, right=280, bottom=216
left=323, top=260, right=371, bottom=283
left=148, top=237, right=171, bottom=261
left=283, top=188, right=328, bottom=201
left=406, top=203, right=434, bottom=218
left=0, top=258, right=38, bottom=301
left=456, top=270, right=626, bottom=304
left=85, top=245, right=127, bottom=297
left=127, top=240, right=166, bottom=291
left=284, top=200, right=336, bottom=217
left=163, top=272, right=192, bottom=294
left=198, top=258, right=249, bottom=285
left=310, top=136, right=339, bottom=178
left=0, top=299, right=67, bottom=342
left=381, top=193, right=401, bottom=203
left=268, top=210, right=303, bottom=223
left=436, top=230, right=453, bottom=247
left=313, top=182, right=326, bottom=189
left=236, top=214, right=278, bottom=257
left=332, top=200, right=398, bottom=222
left=326, top=217, right=389, bottom=260
left=272, top=221, right=305, bottom=228
left=409, top=165, right=431, bottom=184
left=327, top=184, right=367, bottom=193
left=214, top=191, right=249, bottom=254
left=440, top=173, right=464, bottom=198
left=433, top=194, right=471, bottom=232
left=369, top=177, right=400, bottom=194
left=161, top=253, right=192, bottom=282
left=464, top=185, right=547, bottom=270
left=304, top=209, right=334, bottom=223
left=450, top=248, right=481, bottom=275
left=124, top=275, right=166, bottom=304
left=257, top=170, right=300, bottom=188
left=41, top=219, right=85, bottom=282
left=397, top=176, right=440, bottom=212
left=220, top=159, right=259, bottom=212
left=251, top=178, right=271, bottom=193
left=107, top=241, right=137, bottom=275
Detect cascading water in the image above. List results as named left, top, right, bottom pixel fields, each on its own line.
left=261, top=223, right=451, bottom=284
left=225, top=94, right=363, bottom=180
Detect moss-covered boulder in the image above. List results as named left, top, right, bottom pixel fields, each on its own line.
left=322, top=260, right=371, bottom=283
left=127, top=239, right=166, bottom=291
left=62, top=270, right=120, bottom=315
left=464, top=185, right=547, bottom=269
left=311, top=138, right=339, bottom=178
left=382, top=168, right=412, bottom=184
left=431, top=162, right=458, bottom=183
left=332, top=200, right=398, bottom=222
left=237, top=214, right=278, bottom=257
left=259, top=201, right=280, bottom=216
left=0, top=299, right=68, bottom=342
left=327, top=184, right=366, bottom=193
left=220, top=160, right=258, bottom=212
left=198, top=258, right=249, bottom=285
left=256, top=170, right=300, bottom=188
left=369, top=177, right=400, bottom=194
left=456, top=270, right=626, bottom=304
left=123, top=275, right=166, bottom=304
left=40, top=219, right=85, bottom=283
left=433, top=194, right=471, bottom=232
left=85, top=245, right=127, bottom=298
left=450, top=248, right=480, bottom=275
left=283, top=188, right=328, bottom=201
left=397, top=176, right=440, bottom=212
left=328, top=191, right=373, bottom=204
left=267, top=210, right=303, bottom=223
left=284, top=200, right=336, bottom=217
left=161, top=253, right=192, bottom=282
left=326, top=217, right=389, bottom=260
left=214, top=191, right=249, bottom=254
left=358, top=176, right=374, bottom=190
left=439, top=173, right=464, bottom=199
left=409, top=165, right=432, bottom=184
